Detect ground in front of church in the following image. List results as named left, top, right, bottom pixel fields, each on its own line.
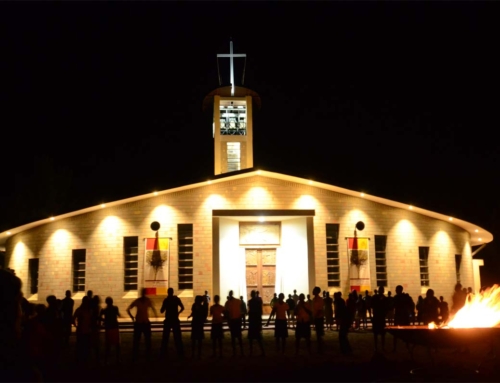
left=46, top=327, right=500, bottom=382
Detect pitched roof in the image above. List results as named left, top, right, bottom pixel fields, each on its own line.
left=0, top=170, right=491, bottom=249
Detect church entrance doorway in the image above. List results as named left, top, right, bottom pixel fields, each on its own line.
left=245, top=248, right=276, bottom=314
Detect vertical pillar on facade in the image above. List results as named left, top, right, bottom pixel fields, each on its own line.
left=472, top=258, right=484, bottom=293
left=212, top=217, right=220, bottom=296
left=307, top=217, right=316, bottom=292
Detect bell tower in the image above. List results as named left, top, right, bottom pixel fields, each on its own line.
left=203, top=40, right=261, bottom=176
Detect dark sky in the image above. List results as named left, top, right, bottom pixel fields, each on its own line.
left=1, top=2, right=499, bottom=284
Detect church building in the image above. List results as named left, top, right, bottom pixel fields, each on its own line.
left=0, top=42, right=492, bottom=313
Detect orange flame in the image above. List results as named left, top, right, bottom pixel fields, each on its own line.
left=447, top=284, right=500, bottom=328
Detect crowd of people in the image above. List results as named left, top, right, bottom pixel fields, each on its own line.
left=0, top=265, right=476, bottom=381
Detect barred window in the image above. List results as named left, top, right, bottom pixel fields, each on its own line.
left=227, top=142, right=241, bottom=172
left=28, top=258, right=39, bottom=294
left=124, top=237, right=139, bottom=291
left=72, top=249, right=86, bottom=292
left=374, top=235, right=388, bottom=287
left=178, top=224, right=193, bottom=290
left=326, top=223, right=340, bottom=287
left=419, top=247, right=430, bottom=287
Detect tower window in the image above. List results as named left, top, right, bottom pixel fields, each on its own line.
left=227, top=142, right=241, bottom=172
left=220, top=101, right=246, bottom=135
left=419, top=247, right=430, bottom=286
left=124, top=237, right=139, bottom=291
left=178, top=224, right=193, bottom=290
left=326, top=223, right=340, bottom=287
left=72, top=249, right=86, bottom=292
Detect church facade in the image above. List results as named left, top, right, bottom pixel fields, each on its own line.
left=0, top=43, right=492, bottom=313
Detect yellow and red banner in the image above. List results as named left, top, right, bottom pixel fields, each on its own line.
left=347, top=236, right=370, bottom=293
left=143, top=236, right=170, bottom=295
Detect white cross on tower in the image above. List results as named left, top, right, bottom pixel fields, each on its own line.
left=217, top=39, right=246, bottom=96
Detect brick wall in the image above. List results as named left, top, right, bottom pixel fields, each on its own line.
left=5, top=174, right=472, bottom=313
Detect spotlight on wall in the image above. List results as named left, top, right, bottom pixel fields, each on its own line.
left=101, top=204, right=106, bottom=208
left=259, top=217, right=265, bottom=223
left=50, top=217, right=55, bottom=221
left=150, top=221, right=161, bottom=232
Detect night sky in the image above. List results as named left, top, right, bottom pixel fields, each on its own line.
left=1, top=3, right=499, bottom=285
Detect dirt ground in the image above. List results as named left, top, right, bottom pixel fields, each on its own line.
left=40, top=327, right=500, bottom=383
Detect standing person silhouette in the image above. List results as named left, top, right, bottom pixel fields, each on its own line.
left=334, top=292, right=352, bottom=355
left=203, top=290, right=210, bottom=319
left=324, top=292, right=334, bottom=330
left=224, top=290, right=244, bottom=356
left=392, top=285, right=412, bottom=352
left=286, top=294, right=296, bottom=328
left=209, top=295, right=225, bottom=358
left=127, top=288, right=158, bottom=361
left=306, top=294, right=314, bottom=325
left=160, top=287, right=184, bottom=359
left=294, top=293, right=312, bottom=355
left=100, top=297, right=121, bottom=365
left=0, top=269, right=41, bottom=382
left=60, top=290, right=74, bottom=347
left=240, top=296, right=248, bottom=329
left=73, top=296, right=93, bottom=365
left=247, top=290, right=265, bottom=357
left=312, top=286, right=325, bottom=354
left=371, top=286, right=388, bottom=352
left=268, top=293, right=278, bottom=321
left=90, top=295, right=102, bottom=365
left=266, top=293, right=289, bottom=354
left=188, top=296, right=206, bottom=359
left=439, top=296, right=449, bottom=324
